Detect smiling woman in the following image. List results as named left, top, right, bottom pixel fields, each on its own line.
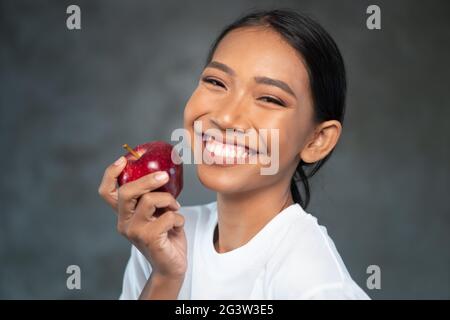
left=99, top=8, right=370, bottom=300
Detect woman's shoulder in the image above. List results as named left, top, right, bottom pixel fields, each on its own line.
left=266, top=205, right=370, bottom=299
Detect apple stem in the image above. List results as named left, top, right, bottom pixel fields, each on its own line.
left=122, top=144, right=141, bottom=160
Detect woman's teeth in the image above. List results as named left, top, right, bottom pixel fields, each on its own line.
left=203, top=134, right=254, bottom=159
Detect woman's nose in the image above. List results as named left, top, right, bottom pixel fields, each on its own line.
left=210, top=95, right=250, bottom=131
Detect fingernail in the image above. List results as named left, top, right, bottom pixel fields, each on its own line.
left=155, top=171, right=168, bottom=181
left=114, top=156, right=125, bottom=166
left=176, top=201, right=181, bottom=209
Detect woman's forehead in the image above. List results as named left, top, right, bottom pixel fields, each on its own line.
left=210, top=27, right=309, bottom=89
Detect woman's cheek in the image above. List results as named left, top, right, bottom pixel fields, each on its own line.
left=185, top=89, right=213, bottom=122
left=277, top=132, right=300, bottom=167
left=183, top=102, right=195, bottom=129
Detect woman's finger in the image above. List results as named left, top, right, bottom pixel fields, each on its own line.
left=117, top=171, right=170, bottom=219
left=98, top=156, right=127, bottom=209
left=133, top=192, right=180, bottom=222
left=153, top=211, right=185, bottom=234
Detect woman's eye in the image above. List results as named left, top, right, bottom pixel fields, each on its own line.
left=201, top=77, right=225, bottom=88
left=260, top=96, right=286, bottom=107
left=200, top=77, right=285, bottom=107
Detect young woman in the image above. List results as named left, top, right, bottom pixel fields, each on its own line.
left=98, top=9, right=370, bottom=299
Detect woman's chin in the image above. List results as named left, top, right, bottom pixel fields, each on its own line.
left=196, top=163, right=254, bottom=194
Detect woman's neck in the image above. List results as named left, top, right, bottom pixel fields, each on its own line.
left=214, top=179, right=294, bottom=253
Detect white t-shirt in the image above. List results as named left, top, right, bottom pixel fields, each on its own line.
left=119, top=201, right=370, bottom=300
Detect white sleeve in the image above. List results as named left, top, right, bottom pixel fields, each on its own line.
left=267, top=218, right=371, bottom=300
left=118, top=245, right=152, bottom=300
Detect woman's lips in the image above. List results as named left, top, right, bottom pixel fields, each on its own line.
left=201, top=132, right=258, bottom=165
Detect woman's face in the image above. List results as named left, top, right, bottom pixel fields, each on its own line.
left=184, top=26, right=317, bottom=195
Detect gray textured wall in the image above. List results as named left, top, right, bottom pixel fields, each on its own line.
left=1, top=0, right=449, bottom=299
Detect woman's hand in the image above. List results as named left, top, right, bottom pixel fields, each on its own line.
left=98, top=156, right=187, bottom=279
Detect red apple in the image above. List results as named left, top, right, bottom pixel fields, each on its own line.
left=118, top=141, right=183, bottom=199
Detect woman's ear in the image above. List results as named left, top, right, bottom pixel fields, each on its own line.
left=300, top=120, right=342, bottom=163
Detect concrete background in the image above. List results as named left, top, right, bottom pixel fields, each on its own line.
left=0, top=0, right=449, bottom=299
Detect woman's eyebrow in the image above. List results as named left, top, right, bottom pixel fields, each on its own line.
left=254, top=76, right=296, bottom=98
left=206, top=61, right=236, bottom=76
left=206, top=60, right=296, bottom=99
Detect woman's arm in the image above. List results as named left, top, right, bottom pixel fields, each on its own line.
left=99, top=158, right=187, bottom=300
left=139, top=272, right=184, bottom=300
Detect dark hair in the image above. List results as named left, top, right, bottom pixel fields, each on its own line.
left=204, top=9, right=347, bottom=210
